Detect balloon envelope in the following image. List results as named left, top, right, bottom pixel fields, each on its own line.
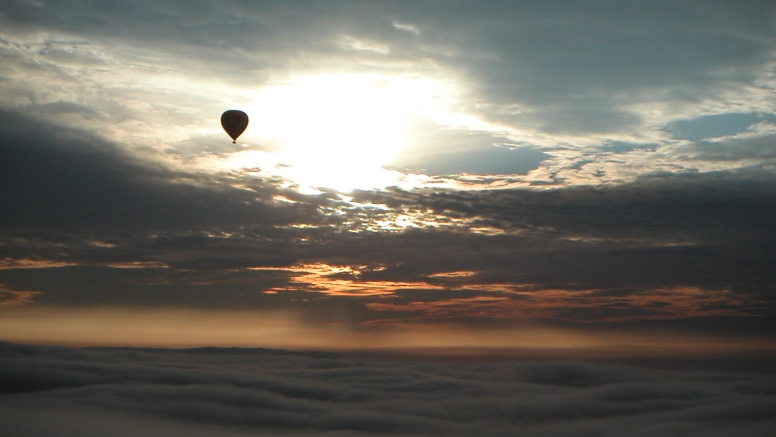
left=221, top=110, right=249, bottom=143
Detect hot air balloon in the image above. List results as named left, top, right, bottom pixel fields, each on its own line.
left=221, top=110, right=249, bottom=143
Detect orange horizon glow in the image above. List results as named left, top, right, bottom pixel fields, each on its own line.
left=1, top=263, right=769, bottom=357
left=1, top=306, right=773, bottom=357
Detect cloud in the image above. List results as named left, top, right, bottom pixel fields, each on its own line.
left=671, top=133, right=776, bottom=163
left=1, top=343, right=775, bottom=436
left=1, top=107, right=775, bottom=334
left=365, top=286, right=761, bottom=324
left=1, top=1, right=776, bottom=346
left=2, top=0, right=775, bottom=183
left=0, top=258, right=75, bottom=269
left=0, top=108, right=330, bottom=236
left=0, top=285, right=41, bottom=306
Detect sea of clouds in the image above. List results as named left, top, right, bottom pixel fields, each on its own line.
left=1, top=342, right=774, bottom=436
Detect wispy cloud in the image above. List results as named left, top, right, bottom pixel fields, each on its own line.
left=0, top=258, right=76, bottom=270
left=367, top=286, right=763, bottom=324
left=0, top=285, right=41, bottom=306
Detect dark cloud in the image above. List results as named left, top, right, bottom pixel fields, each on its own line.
left=0, top=109, right=330, bottom=235
left=2, top=110, right=775, bottom=333
left=1, top=343, right=775, bottom=436
left=0, top=108, right=344, bottom=272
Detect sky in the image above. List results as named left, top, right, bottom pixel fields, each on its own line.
left=1, top=0, right=776, bottom=358
left=3, top=1, right=776, bottom=435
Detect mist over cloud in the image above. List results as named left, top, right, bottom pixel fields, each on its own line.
left=1, top=343, right=775, bottom=436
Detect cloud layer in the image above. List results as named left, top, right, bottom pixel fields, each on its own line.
left=1, top=343, right=775, bottom=436
left=1, top=1, right=776, bottom=350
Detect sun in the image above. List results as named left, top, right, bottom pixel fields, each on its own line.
left=243, top=74, right=437, bottom=192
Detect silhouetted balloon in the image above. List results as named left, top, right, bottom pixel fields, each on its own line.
left=221, top=110, right=249, bottom=143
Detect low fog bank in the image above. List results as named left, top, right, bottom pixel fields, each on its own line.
left=1, top=343, right=775, bottom=436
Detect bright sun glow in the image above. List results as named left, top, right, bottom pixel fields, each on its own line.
left=240, top=74, right=452, bottom=192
